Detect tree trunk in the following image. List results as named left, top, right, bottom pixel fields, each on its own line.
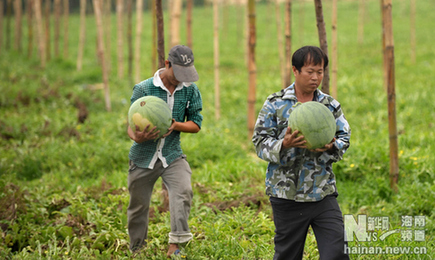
left=63, top=0, right=69, bottom=58
left=247, top=0, right=256, bottom=141
left=104, top=0, right=111, bottom=72
left=77, top=0, right=86, bottom=71
left=44, top=0, right=50, bottom=60
left=213, top=0, right=220, bottom=120
left=186, top=0, right=193, bottom=49
left=314, top=0, right=330, bottom=94
left=127, top=0, right=133, bottom=84
left=93, top=0, right=111, bottom=112
left=331, top=0, right=338, bottom=99
left=156, top=0, right=165, bottom=69
left=34, top=0, right=46, bottom=68
left=6, top=0, right=12, bottom=50
left=274, top=0, right=285, bottom=89
left=381, top=0, right=398, bottom=192
left=116, top=0, right=124, bottom=77
left=54, top=0, right=60, bottom=58
left=171, top=0, right=182, bottom=47
left=284, top=0, right=292, bottom=87
left=151, top=0, right=157, bottom=73
left=134, top=0, right=143, bottom=83
left=26, top=0, right=34, bottom=58
left=0, top=0, right=3, bottom=55
left=14, top=0, right=22, bottom=52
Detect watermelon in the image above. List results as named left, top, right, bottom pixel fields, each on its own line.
left=288, top=101, right=336, bottom=149
left=128, top=96, right=172, bottom=139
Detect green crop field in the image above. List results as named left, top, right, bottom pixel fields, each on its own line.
left=0, top=0, right=434, bottom=259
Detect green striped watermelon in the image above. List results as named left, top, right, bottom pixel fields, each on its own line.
left=288, top=101, right=336, bottom=149
left=128, top=96, right=172, bottom=139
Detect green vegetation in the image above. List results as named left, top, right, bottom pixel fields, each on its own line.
left=1, top=0, right=434, bottom=259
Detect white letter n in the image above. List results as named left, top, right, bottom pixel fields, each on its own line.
left=344, top=214, right=370, bottom=242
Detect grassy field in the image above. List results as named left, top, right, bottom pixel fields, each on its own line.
left=1, top=0, right=434, bottom=259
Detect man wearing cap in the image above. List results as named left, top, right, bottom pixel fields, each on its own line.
left=126, top=45, right=203, bottom=257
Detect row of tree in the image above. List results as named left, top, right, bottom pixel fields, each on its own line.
left=1, top=0, right=401, bottom=191
left=0, top=0, right=215, bottom=13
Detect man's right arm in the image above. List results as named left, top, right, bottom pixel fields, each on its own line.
left=252, top=100, right=286, bottom=164
left=127, top=125, right=136, bottom=141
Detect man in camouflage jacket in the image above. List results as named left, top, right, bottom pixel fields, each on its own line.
left=252, top=46, right=351, bottom=260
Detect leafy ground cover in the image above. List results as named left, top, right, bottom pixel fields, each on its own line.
left=1, top=0, right=434, bottom=259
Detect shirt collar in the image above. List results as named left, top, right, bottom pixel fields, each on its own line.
left=152, top=69, right=193, bottom=92
left=282, top=83, right=297, bottom=100
left=282, top=83, right=322, bottom=101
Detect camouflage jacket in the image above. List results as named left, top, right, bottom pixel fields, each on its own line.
left=252, top=84, right=351, bottom=202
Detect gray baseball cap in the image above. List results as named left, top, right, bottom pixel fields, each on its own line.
left=168, top=45, right=199, bottom=82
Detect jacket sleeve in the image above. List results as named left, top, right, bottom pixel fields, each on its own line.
left=252, top=99, right=288, bottom=164
left=321, top=100, right=351, bottom=163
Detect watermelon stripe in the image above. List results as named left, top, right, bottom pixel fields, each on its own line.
left=128, top=96, right=172, bottom=139
left=289, top=101, right=336, bottom=149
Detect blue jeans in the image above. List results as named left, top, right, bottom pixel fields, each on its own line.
left=127, top=156, right=193, bottom=251
left=270, top=195, right=349, bottom=260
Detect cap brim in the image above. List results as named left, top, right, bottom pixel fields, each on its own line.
left=172, top=64, right=199, bottom=82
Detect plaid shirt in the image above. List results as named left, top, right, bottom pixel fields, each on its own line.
left=128, top=69, right=203, bottom=169
left=252, top=83, right=351, bottom=202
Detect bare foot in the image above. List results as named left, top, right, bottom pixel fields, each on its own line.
left=166, top=243, right=179, bottom=258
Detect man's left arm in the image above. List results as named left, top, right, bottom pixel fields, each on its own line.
left=312, top=98, right=351, bottom=161
left=322, top=106, right=351, bottom=162
left=185, top=85, right=203, bottom=130
left=163, top=85, right=202, bottom=137
left=163, top=120, right=199, bottom=135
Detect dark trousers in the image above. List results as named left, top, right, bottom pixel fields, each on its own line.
left=270, top=195, right=350, bottom=260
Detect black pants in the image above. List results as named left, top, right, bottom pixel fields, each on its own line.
left=270, top=195, right=350, bottom=260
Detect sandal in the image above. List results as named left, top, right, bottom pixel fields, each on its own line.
left=170, top=249, right=187, bottom=259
